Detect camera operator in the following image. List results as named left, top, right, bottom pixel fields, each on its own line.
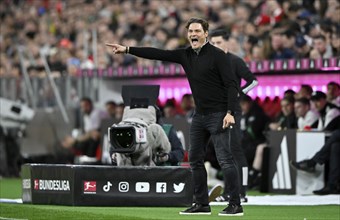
left=109, top=86, right=185, bottom=167
left=155, top=107, right=185, bottom=166
left=109, top=87, right=172, bottom=167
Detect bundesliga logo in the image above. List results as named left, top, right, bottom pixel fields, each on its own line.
left=84, top=181, right=97, bottom=194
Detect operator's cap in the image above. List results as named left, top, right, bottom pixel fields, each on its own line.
left=311, top=91, right=326, bottom=101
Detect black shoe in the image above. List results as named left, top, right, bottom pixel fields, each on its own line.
left=218, top=204, right=244, bottom=216
left=313, top=187, right=340, bottom=195
left=290, top=160, right=315, bottom=173
left=179, top=203, right=211, bottom=215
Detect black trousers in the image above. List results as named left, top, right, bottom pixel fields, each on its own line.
left=189, top=112, right=240, bottom=205
left=223, top=112, right=248, bottom=197
left=312, top=129, right=340, bottom=188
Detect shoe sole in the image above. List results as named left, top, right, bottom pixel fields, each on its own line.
left=179, top=212, right=211, bottom=215
left=208, top=184, right=223, bottom=202
left=218, top=213, right=244, bottom=216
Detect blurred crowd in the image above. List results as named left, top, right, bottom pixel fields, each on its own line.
left=1, top=0, right=339, bottom=78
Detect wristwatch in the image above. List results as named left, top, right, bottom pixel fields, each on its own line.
left=227, top=110, right=234, bottom=116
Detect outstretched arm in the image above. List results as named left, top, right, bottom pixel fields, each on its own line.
left=106, top=43, right=129, bottom=54
left=106, top=43, right=184, bottom=64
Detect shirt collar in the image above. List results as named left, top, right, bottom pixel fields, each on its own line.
left=193, top=39, right=208, bottom=55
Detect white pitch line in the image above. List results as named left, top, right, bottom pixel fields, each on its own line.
left=0, top=217, right=28, bottom=220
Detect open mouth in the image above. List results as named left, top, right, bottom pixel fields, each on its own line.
left=191, top=38, right=199, bottom=47
left=191, top=38, right=198, bottom=43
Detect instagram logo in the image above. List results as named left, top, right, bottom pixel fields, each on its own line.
left=118, top=182, right=129, bottom=192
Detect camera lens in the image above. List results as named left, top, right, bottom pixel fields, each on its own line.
left=111, top=127, right=134, bottom=148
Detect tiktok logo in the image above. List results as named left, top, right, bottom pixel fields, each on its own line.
left=103, top=181, right=112, bottom=192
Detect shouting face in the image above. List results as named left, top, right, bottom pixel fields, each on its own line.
left=187, top=23, right=208, bottom=50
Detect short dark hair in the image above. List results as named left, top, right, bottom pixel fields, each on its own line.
left=106, top=100, right=117, bottom=106
left=311, top=91, right=327, bottom=101
left=281, top=30, right=295, bottom=38
left=300, top=84, right=313, bottom=95
left=182, top=93, right=193, bottom=99
left=284, top=89, right=296, bottom=96
left=295, top=97, right=310, bottom=106
left=282, top=96, right=295, bottom=104
left=210, top=29, right=230, bottom=41
left=328, top=81, right=340, bottom=89
left=80, top=97, right=93, bottom=106
left=185, top=17, right=209, bottom=32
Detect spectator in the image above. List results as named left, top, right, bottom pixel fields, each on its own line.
left=311, top=35, right=333, bottom=59
left=295, top=84, right=314, bottom=100
left=105, top=100, right=117, bottom=118
left=227, top=36, right=245, bottom=58
left=180, top=93, right=195, bottom=123
left=330, top=31, right=340, bottom=57
left=251, top=45, right=265, bottom=62
left=311, top=91, right=340, bottom=132
left=269, top=96, right=298, bottom=131
left=269, top=32, right=296, bottom=60
left=326, top=81, right=340, bottom=107
left=294, top=97, right=319, bottom=130
left=284, top=89, right=296, bottom=99
left=163, top=99, right=179, bottom=119
left=61, top=97, right=105, bottom=161
left=243, top=35, right=259, bottom=62
left=295, top=34, right=311, bottom=58
left=281, top=30, right=297, bottom=57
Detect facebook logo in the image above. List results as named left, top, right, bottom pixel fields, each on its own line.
left=156, top=182, right=167, bottom=193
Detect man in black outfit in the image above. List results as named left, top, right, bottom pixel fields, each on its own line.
left=106, top=17, right=243, bottom=216
left=208, top=29, right=258, bottom=203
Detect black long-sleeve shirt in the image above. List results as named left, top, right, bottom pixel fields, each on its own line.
left=227, top=52, right=258, bottom=112
left=129, top=43, right=239, bottom=114
left=227, top=52, right=258, bottom=94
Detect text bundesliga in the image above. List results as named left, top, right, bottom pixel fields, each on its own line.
left=34, top=179, right=70, bottom=191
